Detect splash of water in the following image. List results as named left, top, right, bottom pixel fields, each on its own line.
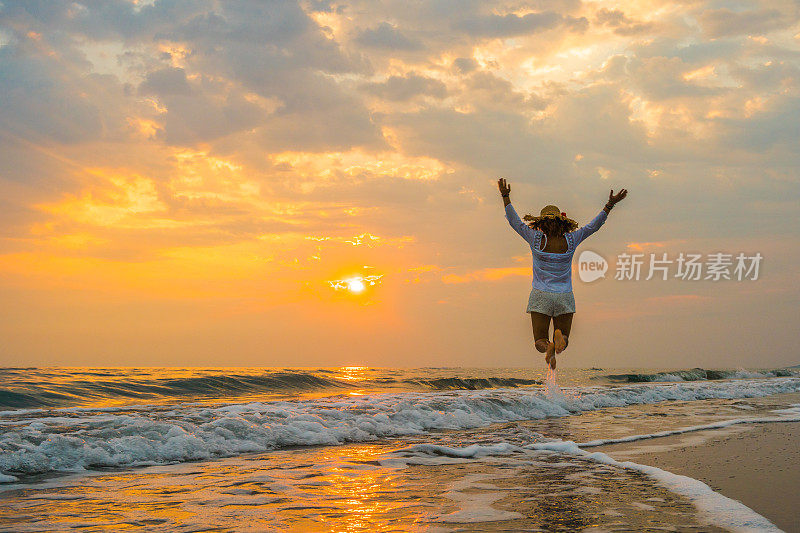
left=543, top=366, right=582, bottom=401
left=544, top=366, right=560, bottom=397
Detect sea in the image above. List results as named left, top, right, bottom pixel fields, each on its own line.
left=1, top=366, right=799, bottom=532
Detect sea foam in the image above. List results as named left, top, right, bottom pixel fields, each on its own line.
left=530, top=440, right=781, bottom=532
left=1, top=377, right=798, bottom=479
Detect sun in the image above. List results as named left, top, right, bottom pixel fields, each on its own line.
left=347, top=278, right=366, bottom=293
left=328, top=274, right=383, bottom=293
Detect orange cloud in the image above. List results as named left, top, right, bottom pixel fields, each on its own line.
left=626, top=239, right=686, bottom=251
left=442, top=266, right=529, bottom=284
left=305, top=232, right=414, bottom=248
left=270, top=149, right=451, bottom=191
left=36, top=173, right=169, bottom=228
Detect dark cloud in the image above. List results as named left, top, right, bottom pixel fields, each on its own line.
left=452, top=11, right=566, bottom=38
left=258, top=103, right=385, bottom=152
left=0, top=0, right=798, bottom=225
left=720, top=95, right=800, bottom=152
left=699, top=8, right=795, bottom=38
left=0, top=0, right=212, bottom=41
left=462, top=71, right=547, bottom=110
left=383, top=106, right=568, bottom=181
left=159, top=92, right=268, bottom=145
left=304, top=0, right=340, bottom=13
left=545, top=84, right=649, bottom=158
left=452, top=57, right=479, bottom=74
left=361, top=73, right=447, bottom=101
left=730, top=61, right=800, bottom=92
left=622, top=56, right=722, bottom=100
left=354, top=22, right=422, bottom=50
left=1, top=0, right=376, bottom=152
left=139, top=67, right=192, bottom=96
left=0, top=41, right=126, bottom=144
left=594, top=8, right=655, bottom=35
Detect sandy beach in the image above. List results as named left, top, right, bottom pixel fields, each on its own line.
left=596, top=421, right=800, bottom=532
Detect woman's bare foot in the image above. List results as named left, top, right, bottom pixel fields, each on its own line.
left=545, top=341, right=556, bottom=369
left=554, top=329, right=566, bottom=354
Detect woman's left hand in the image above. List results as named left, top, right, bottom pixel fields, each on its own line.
left=609, top=188, right=628, bottom=205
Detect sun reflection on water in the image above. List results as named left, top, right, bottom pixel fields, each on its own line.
left=338, top=366, right=370, bottom=382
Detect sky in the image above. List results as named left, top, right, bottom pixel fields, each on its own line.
left=0, top=0, right=798, bottom=368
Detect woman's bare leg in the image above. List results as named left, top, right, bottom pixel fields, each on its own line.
left=531, top=312, right=556, bottom=368
left=553, top=313, right=573, bottom=354
left=530, top=312, right=551, bottom=352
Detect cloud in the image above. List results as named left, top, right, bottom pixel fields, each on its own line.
left=361, top=73, right=447, bottom=101
left=139, top=67, right=192, bottom=96
left=626, top=240, right=687, bottom=251
left=461, top=71, right=547, bottom=110
left=622, top=55, right=722, bottom=100
left=448, top=9, right=591, bottom=40
left=0, top=40, right=126, bottom=144
left=452, top=11, right=566, bottom=38
left=159, top=91, right=271, bottom=145
left=594, top=8, right=655, bottom=36
left=354, top=22, right=422, bottom=50
left=452, top=57, right=479, bottom=74
left=699, top=8, right=795, bottom=38
left=442, top=266, right=529, bottom=283
left=1, top=0, right=799, bottom=365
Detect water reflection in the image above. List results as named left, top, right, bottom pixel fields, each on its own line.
left=337, top=367, right=370, bottom=382
left=0, top=439, right=719, bottom=532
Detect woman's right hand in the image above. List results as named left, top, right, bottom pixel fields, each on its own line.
left=498, top=177, right=511, bottom=197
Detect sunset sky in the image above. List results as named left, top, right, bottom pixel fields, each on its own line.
left=1, top=0, right=798, bottom=368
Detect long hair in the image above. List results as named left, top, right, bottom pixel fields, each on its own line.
left=523, top=216, right=572, bottom=236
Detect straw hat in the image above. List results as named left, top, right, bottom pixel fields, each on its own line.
left=523, top=205, right=578, bottom=231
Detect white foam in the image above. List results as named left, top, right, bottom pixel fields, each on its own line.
left=1, top=378, right=798, bottom=478
left=432, top=473, right=526, bottom=523
left=655, top=373, right=684, bottom=382
left=579, top=407, right=800, bottom=448
left=395, top=443, right=522, bottom=458
left=0, top=408, right=44, bottom=417
left=433, top=491, right=525, bottom=523
left=386, top=438, right=782, bottom=531
left=529, top=440, right=780, bottom=532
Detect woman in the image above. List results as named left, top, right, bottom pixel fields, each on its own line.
left=498, top=178, right=627, bottom=369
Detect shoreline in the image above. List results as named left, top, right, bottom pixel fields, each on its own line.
left=595, top=420, right=800, bottom=532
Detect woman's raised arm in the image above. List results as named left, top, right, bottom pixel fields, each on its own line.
left=603, top=188, right=627, bottom=214
left=573, top=188, right=628, bottom=246
left=498, top=178, right=535, bottom=244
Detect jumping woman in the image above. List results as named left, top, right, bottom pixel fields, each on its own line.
left=498, top=178, right=627, bottom=369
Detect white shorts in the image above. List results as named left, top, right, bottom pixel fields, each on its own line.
left=526, top=288, right=576, bottom=316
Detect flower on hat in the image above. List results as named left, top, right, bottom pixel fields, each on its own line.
left=561, top=212, right=566, bottom=217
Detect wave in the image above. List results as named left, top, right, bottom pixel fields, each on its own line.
left=578, top=404, right=800, bottom=447
left=0, top=371, right=544, bottom=409
left=604, top=367, right=797, bottom=383
left=403, top=377, right=541, bottom=390
left=1, top=377, right=798, bottom=479
left=0, top=372, right=346, bottom=409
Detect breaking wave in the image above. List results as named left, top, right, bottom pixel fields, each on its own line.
left=604, top=367, right=797, bottom=383
left=1, top=377, right=798, bottom=479
left=0, top=369, right=542, bottom=409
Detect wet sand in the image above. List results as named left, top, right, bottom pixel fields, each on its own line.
left=596, top=421, right=800, bottom=532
